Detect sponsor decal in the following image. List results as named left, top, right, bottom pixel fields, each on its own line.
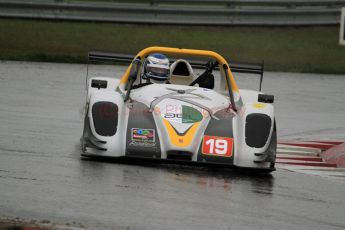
left=131, top=128, right=155, bottom=142
left=202, top=135, right=233, bottom=157
left=163, top=113, right=183, bottom=124
left=129, top=141, right=156, bottom=147
left=252, top=103, right=266, bottom=109
left=163, top=105, right=203, bottom=124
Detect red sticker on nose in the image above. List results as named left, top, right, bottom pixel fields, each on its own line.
left=202, top=135, right=233, bottom=157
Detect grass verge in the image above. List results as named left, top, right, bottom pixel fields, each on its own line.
left=1, top=19, right=345, bottom=73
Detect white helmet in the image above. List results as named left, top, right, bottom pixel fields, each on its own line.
left=144, top=53, right=170, bottom=82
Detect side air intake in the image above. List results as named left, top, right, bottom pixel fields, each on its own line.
left=92, top=102, right=118, bottom=136
left=245, top=114, right=271, bottom=148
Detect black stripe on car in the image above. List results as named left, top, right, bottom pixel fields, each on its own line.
left=197, top=109, right=235, bottom=164
left=125, top=102, right=161, bottom=158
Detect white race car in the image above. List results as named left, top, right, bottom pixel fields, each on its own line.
left=81, top=47, right=276, bottom=172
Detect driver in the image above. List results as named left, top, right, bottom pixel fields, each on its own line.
left=143, top=53, right=170, bottom=84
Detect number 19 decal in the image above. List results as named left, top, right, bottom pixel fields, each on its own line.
left=202, top=135, right=233, bottom=157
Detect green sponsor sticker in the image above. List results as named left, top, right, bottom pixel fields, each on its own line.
left=182, top=105, right=203, bottom=123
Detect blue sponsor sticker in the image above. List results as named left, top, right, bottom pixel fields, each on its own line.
left=131, top=128, right=155, bottom=142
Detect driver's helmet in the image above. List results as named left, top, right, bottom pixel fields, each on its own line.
left=143, top=53, right=170, bottom=82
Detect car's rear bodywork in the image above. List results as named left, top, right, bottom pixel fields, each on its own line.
left=81, top=47, right=276, bottom=171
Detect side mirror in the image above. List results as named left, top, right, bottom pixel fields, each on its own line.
left=91, top=79, right=107, bottom=89
left=258, top=94, right=274, bottom=103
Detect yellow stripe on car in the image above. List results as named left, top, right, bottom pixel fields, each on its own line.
left=163, top=119, right=200, bottom=147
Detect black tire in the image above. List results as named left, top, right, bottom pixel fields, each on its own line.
left=270, top=120, right=277, bottom=169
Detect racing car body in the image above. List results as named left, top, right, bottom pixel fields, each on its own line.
left=81, top=47, right=276, bottom=171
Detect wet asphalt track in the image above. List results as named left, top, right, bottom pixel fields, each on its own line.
left=0, top=61, right=345, bottom=230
